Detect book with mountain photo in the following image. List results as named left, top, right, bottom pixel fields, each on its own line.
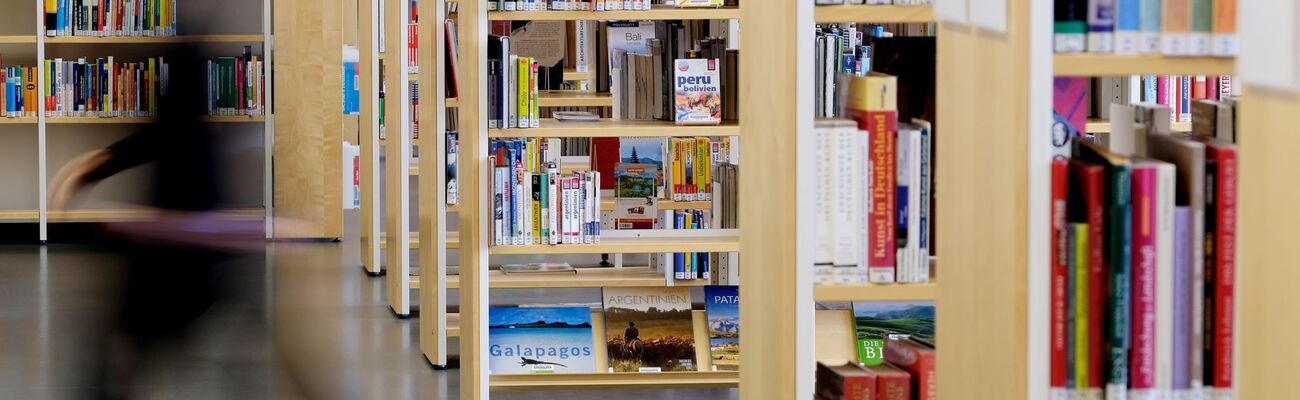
left=616, top=138, right=665, bottom=198
left=705, top=286, right=739, bottom=371
left=851, top=301, right=935, bottom=366
left=488, top=307, right=597, bottom=374
left=602, top=287, right=696, bottom=372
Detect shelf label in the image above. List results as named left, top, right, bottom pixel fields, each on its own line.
left=637, top=367, right=663, bottom=373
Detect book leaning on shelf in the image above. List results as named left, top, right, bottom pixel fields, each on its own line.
left=1, top=63, right=40, bottom=118
left=44, top=0, right=178, bottom=37
left=1053, top=0, right=1236, bottom=56
left=491, top=138, right=602, bottom=246
left=207, top=47, right=267, bottom=116
left=1048, top=99, right=1237, bottom=400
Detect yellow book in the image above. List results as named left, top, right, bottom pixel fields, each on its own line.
left=842, top=72, right=898, bottom=114
left=696, top=137, right=710, bottom=200
left=1073, top=222, right=1089, bottom=388
left=517, top=57, right=529, bottom=128
left=673, top=139, right=685, bottom=201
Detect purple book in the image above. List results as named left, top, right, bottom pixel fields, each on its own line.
left=1172, top=206, right=1192, bottom=389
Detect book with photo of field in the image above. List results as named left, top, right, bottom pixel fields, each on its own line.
left=704, top=286, right=739, bottom=371
left=602, top=287, right=696, bottom=372
left=851, top=301, right=935, bottom=366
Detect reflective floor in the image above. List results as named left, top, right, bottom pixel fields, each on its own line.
left=0, top=216, right=738, bottom=400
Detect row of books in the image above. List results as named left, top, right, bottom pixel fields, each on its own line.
left=44, top=0, right=178, bottom=37
left=44, top=56, right=169, bottom=118
left=1, top=66, right=38, bottom=117
left=487, top=0, right=726, bottom=12
left=813, top=73, right=932, bottom=285
left=818, top=301, right=937, bottom=400
left=1054, top=0, right=1237, bottom=56
left=207, top=48, right=267, bottom=116
left=813, top=0, right=934, bottom=6
left=487, top=286, right=738, bottom=374
left=814, top=26, right=935, bottom=120
left=594, top=136, right=732, bottom=199
left=490, top=138, right=603, bottom=246
left=1049, top=100, right=1238, bottom=398
left=486, top=41, right=543, bottom=129
left=1080, top=75, right=1235, bottom=123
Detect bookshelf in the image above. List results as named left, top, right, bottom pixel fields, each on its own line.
left=813, top=282, right=938, bottom=302
left=1085, top=118, right=1192, bottom=134
left=1053, top=54, right=1235, bottom=76
left=487, top=6, right=741, bottom=21
left=489, top=120, right=740, bottom=137
left=0, top=0, right=274, bottom=241
left=812, top=5, right=935, bottom=24
left=447, top=91, right=614, bottom=108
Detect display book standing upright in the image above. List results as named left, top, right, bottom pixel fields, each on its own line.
left=443, top=0, right=744, bottom=395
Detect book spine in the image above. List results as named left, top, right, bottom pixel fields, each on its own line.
left=1138, top=0, right=1161, bottom=53
left=1180, top=76, right=1191, bottom=122
left=866, top=111, right=897, bottom=283
left=876, top=370, right=911, bottom=400
left=1155, top=163, right=1176, bottom=396
left=548, top=170, right=558, bottom=245
left=1129, top=165, right=1157, bottom=392
left=1210, top=145, right=1236, bottom=391
left=1161, top=0, right=1190, bottom=55
left=1202, top=155, right=1216, bottom=392
left=1051, top=158, right=1069, bottom=390
left=1107, top=164, right=1132, bottom=398
left=1114, top=0, right=1140, bottom=54
left=1188, top=0, right=1211, bottom=55
left=1211, top=0, right=1236, bottom=56
left=844, top=374, right=875, bottom=400
left=532, top=173, right=542, bottom=242
left=1073, top=222, right=1090, bottom=389
left=1173, top=207, right=1192, bottom=392
left=1087, top=0, right=1115, bottom=53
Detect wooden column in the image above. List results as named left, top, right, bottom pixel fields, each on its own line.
left=384, top=0, right=413, bottom=315
left=457, top=0, right=489, bottom=397
left=739, top=1, right=814, bottom=399
left=417, top=0, right=450, bottom=366
left=1237, top=88, right=1300, bottom=399
left=272, top=0, right=344, bottom=239
left=358, top=0, right=383, bottom=273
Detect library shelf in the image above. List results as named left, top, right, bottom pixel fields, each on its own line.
left=488, top=235, right=739, bottom=255
left=488, top=6, right=740, bottom=21
left=1085, top=118, right=1192, bottom=134
left=1054, top=54, right=1235, bottom=76
left=813, top=5, right=935, bottom=24
left=814, top=282, right=938, bottom=302
left=563, top=67, right=592, bottom=81
left=0, top=210, right=39, bottom=222
left=489, top=119, right=739, bottom=138
left=45, top=116, right=266, bottom=124
left=48, top=207, right=263, bottom=222
left=43, top=34, right=266, bottom=44
left=448, top=91, right=613, bottom=108
left=489, top=371, right=739, bottom=389
left=0, top=35, right=37, bottom=44
left=447, top=312, right=460, bottom=337
left=380, top=232, right=460, bottom=250
left=0, top=117, right=38, bottom=124
left=441, top=266, right=708, bottom=289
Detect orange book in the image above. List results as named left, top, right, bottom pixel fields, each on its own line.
left=1211, top=0, right=1236, bottom=56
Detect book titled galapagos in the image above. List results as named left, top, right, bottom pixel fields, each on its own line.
left=672, top=58, right=721, bottom=125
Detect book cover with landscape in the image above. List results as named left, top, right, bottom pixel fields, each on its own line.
left=602, top=287, right=696, bottom=372
left=851, top=301, right=935, bottom=366
left=617, top=138, right=665, bottom=197
left=488, top=306, right=596, bottom=374
left=705, top=286, right=739, bottom=371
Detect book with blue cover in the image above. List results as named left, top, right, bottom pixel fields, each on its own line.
left=704, top=286, right=739, bottom=371
left=488, top=306, right=597, bottom=374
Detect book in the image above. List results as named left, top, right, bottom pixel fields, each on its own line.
left=704, top=286, right=739, bottom=371
left=611, top=197, right=657, bottom=230
left=1172, top=206, right=1192, bottom=395
left=1114, top=0, right=1141, bottom=53
left=672, top=58, right=722, bottom=125
left=816, top=362, right=875, bottom=400
left=1055, top=0, right=1088, bottom=52
left=1053, top=77, right=1089, bottom=156
left=619, top=137, right=665, bottom=196
left=1087, top=0, right=1116, bottom=53
left=851, top=302, right=935, bottom=366
left=488, top=306, right=597, bottom=374
left=1070, top=222, right=1090, bottom=390
left=1188, top=0, right=1212, bottom=55
left=1138, top=0, right=1162, bottom=53
left=1200, top=139, right=1235, bottom=396
left=1073, top=139, right=1131, bottom=398
left=500, top=262, right=576, bottom=274
left=1210, top=0, right=1236, bottom=56
left=1162, top=0, right=1190, bottom=55
left=602, top=287, right=696, bottom=372
left=843, top=73, right=898, bottom=283
left=863, top=363, right=911, bottom=400
left=1128, top=160, right=1161, bottom=396
left=884, top=336, right=936, bottom=400
left=615, top=163, right=659, bottom=199
left=1050, top=157, right=1070, bottom=394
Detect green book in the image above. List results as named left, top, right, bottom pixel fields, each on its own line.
left=1074, top=139, right=1131, bottom=396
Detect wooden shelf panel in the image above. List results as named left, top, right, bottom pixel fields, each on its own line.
left=448, top=91, right=613, bottom=108
left=46, top=116, right=265, bottom=124
left=813, top=5, right=935, bottom=23
left=490, top=371, right=738, bottom=389
left=489, top=6, right=739, bottom=21
left=0, top=210, right=39, bottom=222
left=814, top=282, right=937, bottom=302
left=380, top=232, right=460, bottom=250
left=490, top=119, right=739, bottom=138
left=1054, top=54, right=1235, bottom=76
left=0, top=35, right=37, bottom=44
left=48, top=208, right=263, bottom=222
left=0, top=117, right=38, bottom=124
left=441, top=266, right=706, bottom=289
left=489, top=235, right=739, bottom=255
left=1085, top=118, right=1192, bottom=134
left=44, top=34, right=266, bottom=44
left=564, top=68, right=593, bottom=81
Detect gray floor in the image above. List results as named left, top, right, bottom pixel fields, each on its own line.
left=0, top=221, right=738, bottom=399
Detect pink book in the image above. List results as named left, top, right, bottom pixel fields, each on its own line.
left=1129, top=163, right=1158, bottom=390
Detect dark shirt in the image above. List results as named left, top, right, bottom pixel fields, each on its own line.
left=625, top=326, right=639, bottom=342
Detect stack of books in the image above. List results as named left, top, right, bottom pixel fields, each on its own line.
left=1054, top=0, right=1237, bottom=56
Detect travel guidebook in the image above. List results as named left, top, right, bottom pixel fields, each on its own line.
left=851, top=301, right=935, bottom=366
left=617, top=137, right=665, bottom=197
left=487, top=306, right=597, bottom=374
left=704, top=286, right=739, bottom=371
left=602, top=287, right=696, bottom=372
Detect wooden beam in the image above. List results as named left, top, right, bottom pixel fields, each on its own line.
left=383, top=0, right=413, bottom=315
left=457, top=0, right=490, bottom=396
left=358, top=0, right=382, bottom=274
left=417, top=0, right=451, bottom=367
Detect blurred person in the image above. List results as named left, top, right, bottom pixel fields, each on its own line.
left=48, top=43, right=265, bottom=400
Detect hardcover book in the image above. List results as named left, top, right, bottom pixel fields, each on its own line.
left=816, top=362, right=875, bottom=400
left=488, top=306, right=597, bottom=374
left=618, top=137, right=665, bottom=196
left=851, top=302, right=935, bottom=366
left=704, top=285, right=739, bottom=371
left=1073, top=139, right=1132, bottom=397
left=602, top=287, right=696, bottom=372
left=864, top=363, right=911, bottom=400
left=884, top=336, right=936, bottom=400
left=615, top=163, right=659, bottom=199
left=672, top=58, right=722, bottom=125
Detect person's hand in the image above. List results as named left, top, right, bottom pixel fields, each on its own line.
left=48, top=149, right=111, bottom=211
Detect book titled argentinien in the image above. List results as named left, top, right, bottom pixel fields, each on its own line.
left=704, top=286, right=739, bottom=371
left=603, top=287, right=697, bottom=372
left=673, top=58, right=721, bottom=125
left=488, top=306, right=597, bottom=374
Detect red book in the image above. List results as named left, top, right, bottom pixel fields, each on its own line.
left=860, top=110, right=896, bottom=281
left=444, top=19, right=460, bottom=98
left=1069, top=159, right=1107, bottom=388
left=1192, top=76, right=1207, bottom=100
left=590, top=138, right=619, bottom=189
left=1050, top=157, right=1069, bottom=390
left=816, top=362, right=876, bottom=400
left=1202, top=140, right=1236, bottom=388
left=1129, top=163, right=1158, bottom=389
left=884, top=337, right=936, bottom=400
left=864, top=363, right=910, bottom=400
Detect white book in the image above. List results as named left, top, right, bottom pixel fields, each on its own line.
left=915, top=119, right=933, bottom=283
left=1154, top=160, right=1176, bottom=398
left=493, top=163, right=503, bottom=246
left=585, top=172, right=595, bottom=244
left=575, top=21, right=590, bottom=73
left=813, top=122, right=836, bottom=282
left=507, top=55, right=518, bottom=129
left=548, top=170, right=558, bottom=245
left=524, top=173, right=533, bottom=245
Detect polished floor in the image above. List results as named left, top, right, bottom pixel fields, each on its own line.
left=0, top=221, right=738, bottom=399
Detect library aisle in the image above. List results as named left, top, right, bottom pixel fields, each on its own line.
left=0, top=215, right=733, bottom=400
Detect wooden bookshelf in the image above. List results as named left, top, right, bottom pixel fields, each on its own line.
left=0, top=117, right=38, bottom=124
left=814, top=282, right=938, bottom=302
left=447, top=91, right=613, bottom=108
left=488, top=6, right=740, bottom=21
left=0, top=210, right=39, bottom=222
left=1085, top=118, right=1192, bottom=134
left=44, top=34, right=266, bottom=44
left=380, top=232, right=460, bottom=250
left=1054, top=54, right=1235, bottom=76
left=441, top=266, right=709, bottom=289
left=813, top=5, right=935, bottom=24
left=0, top=35, right=37, bottom=44
left=47, top=207, right=264, bottom=222
left=563, top=67, right=592, bottom=81
left=44, top=116, right=266, bottom=124
left=490, top=372, right=739, bottom=389
left=489, top=119, right=740, bottom=138
left=488, top=235, right=740, bottom=255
